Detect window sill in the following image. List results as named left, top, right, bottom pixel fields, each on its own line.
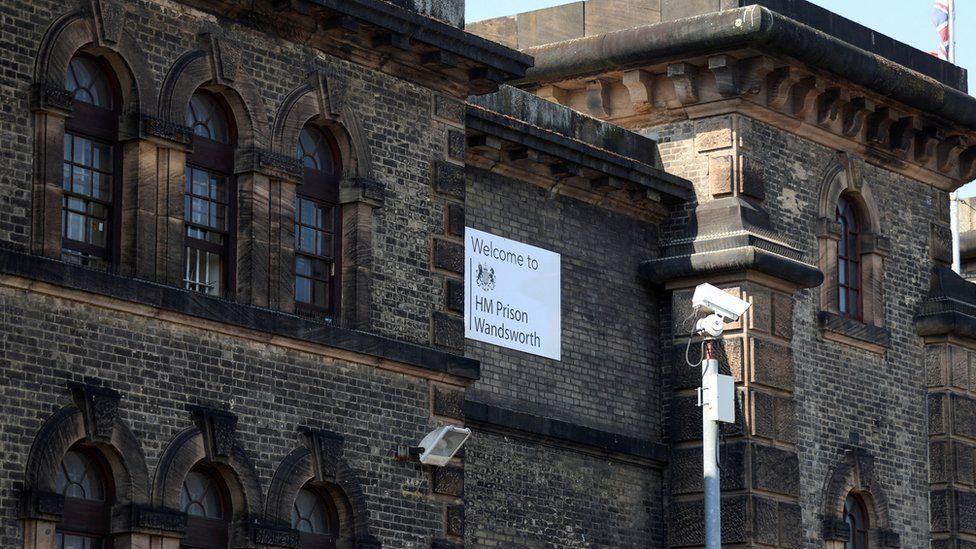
left=817, top=311, right=890, bottom=354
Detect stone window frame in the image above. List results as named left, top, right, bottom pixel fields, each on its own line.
left=156, top=45, right=270, bottom=305
left=292, top=482, right=342, bottom=547
left=182, top=89, right=239, bottom=298
left=55, top=446, right=115, bottom=547
left=30, top=10, right=154, bottom=275
left=821, top=449, right=900, bottom=549
left=61, top=53, right=123, bottom=269
left=151, top=424, right=264, bottom=548
left=22, top=391, right=151, bottom=549
left=180, top=464, right=234, bottom=548
left=816, top=154, right=891, bottom=353
left=272, top=76, right=380, bottom=329
left=294, top=124, right=344, bottom=321
left=264, top=430, right=378, bottom=549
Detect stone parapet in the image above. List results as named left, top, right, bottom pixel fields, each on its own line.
left=504, top=6, right=976, bottom=191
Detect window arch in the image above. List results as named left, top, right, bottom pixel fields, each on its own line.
left=184, top=90, right=236, bottom=297
left=292, top=484, right=340, bottom=548
left=55, top=447, right=113, bottom=548
left=294, top=125, right=342, bottom=319
left=844, top=493, right=869, bottom=549
left=836, top=194, right=862, bottom=319
left=61, top=54, right=121, bottom=269
left=180, top=466, right=230, bottom=548
left=816, top=158, right=891, bottom=352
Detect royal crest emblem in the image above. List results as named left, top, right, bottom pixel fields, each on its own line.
left=476, top=263, right=496, bottom=291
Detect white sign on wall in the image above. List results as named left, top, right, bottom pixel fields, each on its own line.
left=464, top=227, right=561, bottom=360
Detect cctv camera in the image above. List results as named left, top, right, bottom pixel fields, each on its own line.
left=691, top=283, right=750, bottom=322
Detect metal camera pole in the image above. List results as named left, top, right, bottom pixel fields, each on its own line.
left=702, top=339, right=721, bottom=549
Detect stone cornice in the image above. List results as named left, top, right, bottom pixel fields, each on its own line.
left=0, top=246, right=480, bottom=382
left=641, top=196, right=823, bottom=287
left=466, top=87, right=693, bottom=222
left=170, top=0, right=532, bottom=98
left=514, top=6, right=976, bottom=191
left=463, top=400, right=669, bottom=467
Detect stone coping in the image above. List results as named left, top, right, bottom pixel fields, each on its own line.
left=516, top=6, right=976, bottom=131
left=467, top=86, right=693, bottom=203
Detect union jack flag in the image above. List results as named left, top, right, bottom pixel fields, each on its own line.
left=933, top=0, right=951, bottom=60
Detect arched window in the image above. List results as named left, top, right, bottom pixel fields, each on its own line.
left=180, top=467, right=230, bottom=548
left=292, top=485, right=339, bottom=548
left=184, top=91, right=235, bottom=297
left=844, top=493, right=869, bottom=549
left=836, top=194, right=862, bottom=319
left=294, top=126, right=341, bottom=319
left=55, top=448, right=112, bottom=548
left=62, top=54, right=120, bottom=268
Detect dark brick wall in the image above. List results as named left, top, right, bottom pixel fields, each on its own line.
left=654, top=114, right=938, bottom=546
left=0, top=284, right=449, bottom=547
left=465, top=166, right=662, bottom=439
left=463, top=430, right=664, bottom=548
left=0, top=0, right=455, bottom=346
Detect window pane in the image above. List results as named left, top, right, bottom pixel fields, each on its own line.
left=72, top=167, right=91, bottom=196
left=317, top=233, right=333, bottom=258
left=839, top=287, right=848, bottom=313
left=65, top=212, right=86, bottom=242
left=299, top=227, right=316, bottom=253
left=296, top=256, right=312, bottom=277
left=838, top=259, right=847, bottom=284
left=181, top=471, right=223, bottom=518
left=186, top=93, right=229, bottom=144
left=74, top=137, right=91, bottom=165
left=296, top=276, right=312, bottom=304
left=65, top=57, right=112, bottom=109
left=300, top=199, right=316, bottom=226
left=292, top=488, right=331, bottom=534
left=56, top=451, right=105, bottom=501
left=92, top=143, right=110, bottom=171
left=92, top=172, right=111, bottom=200
left=90, top=219, right=107, bottom=247
left=312, top=280, right=328, bottom=309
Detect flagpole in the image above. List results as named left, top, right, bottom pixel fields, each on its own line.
left=950, top=0, right=961, bottom=273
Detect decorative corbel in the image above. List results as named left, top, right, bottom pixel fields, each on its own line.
left=667, top=62, right=699, bottom=105
left=790, top=76, right=820, bottom=117
left=537, top=84, right=571, bottom=106
left=89, top=0, right=125, bottom=45
left=585, top=79, right=611, bottom=118
left=188, top=405, right=238, bottom=461
left=707, top=55, right=740, bottom=97
left=865, top=107, right=895, bottom=146
left=200, top=31, right=241, bottom=84
left=914, top=125, right=942, bottom=164
left=816, top=87, right=844, bottom=126
left=68, top=382, right=121, bottom=443
left=739, top=56, right=777, bottom=96
left=841, top=97, right=870, bottom=137
left=888, top=116, right=920, bottom=157
left=837, top=151, right=864, bottom=191
left=960, top=146, right=976, bottom=181
left=937, top=134, right=966, bottom=172
left=310, top=69, right=346, bottom=117
left=298, top=427, right=344, bottom=482
left=765, top=66, right=804, bottom=111
left=621, top=70, right=654, bottom=111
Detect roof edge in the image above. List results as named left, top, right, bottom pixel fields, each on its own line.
left=516, top=6, right=976, bottom=131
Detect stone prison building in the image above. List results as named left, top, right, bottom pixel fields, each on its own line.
left=6, top=0, right=976, bottom=546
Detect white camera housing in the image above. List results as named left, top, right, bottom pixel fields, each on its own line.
left=692, top=283, right=751, bottom=322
